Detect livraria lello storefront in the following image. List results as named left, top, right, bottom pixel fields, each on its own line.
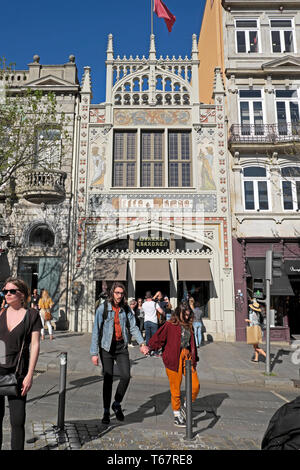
left=70, top=34, right=235, bottom=341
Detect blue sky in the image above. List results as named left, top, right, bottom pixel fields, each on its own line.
left=1, top=0, right=206, bottom=103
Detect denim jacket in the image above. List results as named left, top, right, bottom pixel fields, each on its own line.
left=90, top=301, right=144, bottom=355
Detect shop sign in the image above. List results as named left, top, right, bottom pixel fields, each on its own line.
left=285, top=260, right=300, bottom=275
left=135, top=237, right=169, bottom=250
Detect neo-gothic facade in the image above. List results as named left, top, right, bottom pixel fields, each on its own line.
left=0, top=35, right=235, bottom=341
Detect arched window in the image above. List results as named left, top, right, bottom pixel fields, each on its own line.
left=243, top=166, right=270, bottom=210
left=29, top=225, right=55, bottom=247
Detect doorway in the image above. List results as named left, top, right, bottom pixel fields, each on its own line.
left=135, top=281, right=170, bottom=301
left=287, top=278, right=300, bottom=336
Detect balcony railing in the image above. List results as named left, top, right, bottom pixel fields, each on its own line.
left=17, top=168, right=67, bottom=203
left=229, top=123, right=300, bottom=145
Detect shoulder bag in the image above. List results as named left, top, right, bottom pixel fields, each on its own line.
left=0, top=310, right=29, bottom=396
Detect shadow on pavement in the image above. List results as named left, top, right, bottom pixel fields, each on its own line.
left=192, top=393, right=229, bottom=437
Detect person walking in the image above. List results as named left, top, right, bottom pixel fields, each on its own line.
left=0, top=277, right=42, bottom=450
left=192, top=301, right=204, bottom=348
left=142, top=291, right=163, bottom=355
left=136, top=298, right=145, bottom=337
left=90, top=282, right=148, bottom=425
left=38, top=290, right=54, bottom=340
left=245, top=300, right=266, bottom=363
left=148, top=302, right=200, bottom=427
left=128, top=299, right=137, bottom=347
left=30, top=288, right=40, bottom=311
left=164, top=296, right=173, bottom=321
left=153, top=291, right=167, bottom=326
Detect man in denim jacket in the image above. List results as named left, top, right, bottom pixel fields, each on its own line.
left=90, top=282, right=148, bottom=425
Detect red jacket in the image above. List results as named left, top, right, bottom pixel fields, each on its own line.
left=148, top=321, right=199, bottom=372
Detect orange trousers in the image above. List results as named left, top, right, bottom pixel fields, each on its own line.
left=165, top=349, right=200, bottom=411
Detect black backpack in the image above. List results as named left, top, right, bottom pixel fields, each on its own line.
left=261, top=396, right=300, bottom=450
left=99, top=300, right=131, bottom=342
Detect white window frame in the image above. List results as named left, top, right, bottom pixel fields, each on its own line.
left=235, top=19, right=260, bottom=54
left=242, top=166, right=271, bottom=212
left=270, top=18, right=296, bottom=53
left=275, top=89, right=300, bottom=136
left=238, top=89, right=265, bottom=136
left=281, top=166, right=300, bottom=211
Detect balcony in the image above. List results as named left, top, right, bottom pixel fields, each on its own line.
left=229, top=123, right=300, bottom=152
left=17, top=168, right=67, bottom=203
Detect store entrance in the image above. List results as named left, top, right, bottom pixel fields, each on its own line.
left=288, top=278, right=300, bottom=336
left=135, top=281, right=170, bottom=301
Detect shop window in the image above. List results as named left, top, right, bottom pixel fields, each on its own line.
left=281, top=166, right=300, bottom=211
left=243, top=167, right=270, bottom=211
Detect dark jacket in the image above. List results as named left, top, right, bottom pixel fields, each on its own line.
left=148, top=321, right=198, bottom=372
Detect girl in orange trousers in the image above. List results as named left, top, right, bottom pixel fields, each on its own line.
left=148, top=303, right=200, bottom=427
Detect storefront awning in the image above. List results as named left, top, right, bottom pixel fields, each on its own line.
left=247, top=258, right=294, bottom=296
left=135, top=259, right=170, bottom=281
left=177, top=259, right=212, bottom=281
left=93, top=259, right=127, bottom=281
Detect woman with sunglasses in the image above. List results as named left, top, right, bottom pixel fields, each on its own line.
left=148, top=302, right=200, bottom=427
left=0, top=278, right=42, bottom=450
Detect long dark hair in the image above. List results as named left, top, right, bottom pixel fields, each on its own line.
left=108, top=282, right=128, bottom=308
left=170, top=302, right=193, bottom=331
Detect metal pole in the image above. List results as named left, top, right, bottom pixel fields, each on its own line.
left=151, top=0, right=154, bottom=36
left=185, top=359, right=193, bottom=440
left=57, top=352, right=68, bottom=430
left=265, top=278, right=271, bottom=375
left=265, top=250, right=272, bottom=376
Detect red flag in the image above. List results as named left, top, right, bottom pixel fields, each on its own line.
left=154, top=0, right=176, bottom=33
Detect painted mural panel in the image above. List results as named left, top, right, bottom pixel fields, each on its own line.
left=114, top=109, right=191, bottom=126
left=89, top=127, right=110, bottom=187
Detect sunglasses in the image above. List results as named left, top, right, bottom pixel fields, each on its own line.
left=2, top=289, right=19, bottom=295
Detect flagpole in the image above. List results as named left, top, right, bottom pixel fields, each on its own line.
left=151, top=0, right=154, bottom=36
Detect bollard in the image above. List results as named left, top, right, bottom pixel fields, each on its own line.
left=185, top=359, right=193, bottom=440
left=57, top=352, right=67, bottom=430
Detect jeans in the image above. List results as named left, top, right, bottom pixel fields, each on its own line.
left=193, top=322, right=202, bottom=347
left=0, top=381, right=27, bottom=450
left=100, top=340, right=131, bottom=410
left=144, top=321, right=158, bottom=346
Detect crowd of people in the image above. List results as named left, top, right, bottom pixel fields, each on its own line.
left=99, top=289, right=206, bottom=355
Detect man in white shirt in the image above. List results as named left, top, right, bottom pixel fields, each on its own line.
left=142, top=291, right=163, bottom=351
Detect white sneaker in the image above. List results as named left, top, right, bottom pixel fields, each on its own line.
left=174, top=415, right=186, bottom=427
left=128, top=343, right=135, bottom=348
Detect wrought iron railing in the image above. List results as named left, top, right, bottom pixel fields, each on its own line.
left=229, top=123, right=300, bottom=144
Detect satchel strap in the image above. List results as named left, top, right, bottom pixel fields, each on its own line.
left=15, top=309, right=30, bottom=376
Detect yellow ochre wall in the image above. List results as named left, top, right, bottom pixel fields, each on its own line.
left=198, top=0, right=225, bottom=104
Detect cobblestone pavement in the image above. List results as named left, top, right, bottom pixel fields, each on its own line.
left=26, top=421, right=261, bottom=451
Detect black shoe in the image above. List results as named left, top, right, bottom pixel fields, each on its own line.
left=174, top=415, right=186, bottom=427
left=112, top=402, right=124, bottom=421
left=102, top=411, right=110, bottom=425
left=180, top=405, right=187, bottom=420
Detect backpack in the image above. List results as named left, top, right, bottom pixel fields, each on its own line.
left=261, top=396, right=300, bottom=450
left=99, top=300, right=131, bottom=343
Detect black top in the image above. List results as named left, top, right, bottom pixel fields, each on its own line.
left=180, top=325, right=191, bottom=350
left=30, top=295, right=40, bottom=309
left=0, top=308, right=42, bottom=377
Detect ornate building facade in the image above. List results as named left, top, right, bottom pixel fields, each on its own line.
left=1, top=35, right=235, bottom=341
left=198, top=0, right=300, bottom=341
left=72, top=34, right=235, bottom=340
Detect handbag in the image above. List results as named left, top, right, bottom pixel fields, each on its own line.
left=0, top=310, right=29, bottom=396
left=44, top=310, right=52, bottom=322
left=246, top=325, right=262, bottom=345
